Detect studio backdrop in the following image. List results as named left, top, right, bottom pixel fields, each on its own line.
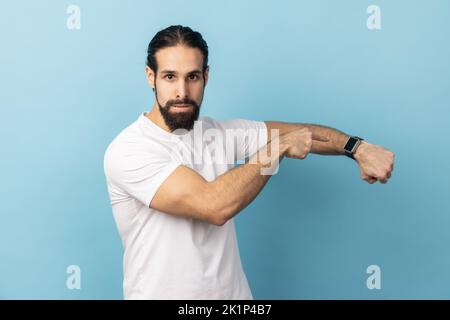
left=1, top=0, right=449, bottom=299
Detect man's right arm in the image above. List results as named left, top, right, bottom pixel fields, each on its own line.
left=150, top=128, right=319, bottom=226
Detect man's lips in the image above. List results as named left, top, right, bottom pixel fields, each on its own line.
left=170, top=104, right=193, bottom=112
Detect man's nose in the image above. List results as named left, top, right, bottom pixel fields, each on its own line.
left=176, top=80, right=189, bottom=99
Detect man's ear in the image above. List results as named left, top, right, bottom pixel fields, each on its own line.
left=203, top=66, right=209, bottom=87
left=145, top=66, right=156, bottom=90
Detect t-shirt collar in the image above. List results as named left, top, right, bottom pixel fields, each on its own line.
left=139, top=112, right=195, bottom=141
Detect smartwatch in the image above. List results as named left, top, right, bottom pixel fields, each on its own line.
left=344, top=136, right=364, bottom=160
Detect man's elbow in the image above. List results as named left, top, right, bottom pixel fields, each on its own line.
left=207, top=202, right=241, bottom=226
left=202, top=205, right=228, bottom=226
left=198, top=183, right=240, bottom=226
left=209, top=214, right=227, bottom=227
left=200, top=198, right=233, bottom=227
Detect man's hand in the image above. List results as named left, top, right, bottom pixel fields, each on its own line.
left=279, top=128, right=329, bottom=159
left=353, top=141, right=395, bottom=184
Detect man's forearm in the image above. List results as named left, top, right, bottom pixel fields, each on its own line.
left=207, top=138, right=285, bottom=225
left=265, top=121, right=350, bottom=155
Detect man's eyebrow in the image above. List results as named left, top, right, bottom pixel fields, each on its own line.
left=160, top=70, right=202, bottom=75
left=160, top=70, right=176, bottom=74
left=187, top=70, right=202, bottom=74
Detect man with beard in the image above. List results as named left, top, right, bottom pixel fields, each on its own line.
left=103, top=25, right=395, bottom=300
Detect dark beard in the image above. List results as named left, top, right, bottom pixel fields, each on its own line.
left=157, top=96, right=201, bottom=132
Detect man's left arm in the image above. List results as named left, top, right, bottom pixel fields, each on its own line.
left=265, top=121, right=395, bottom=184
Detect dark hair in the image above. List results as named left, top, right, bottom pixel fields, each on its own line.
left=146, top=25, right=209, bottom=73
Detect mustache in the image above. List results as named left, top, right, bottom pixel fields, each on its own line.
left=165, top=98, right=198, bottom=109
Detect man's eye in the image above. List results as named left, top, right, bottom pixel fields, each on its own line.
left=188, top=74, right=198, bottom=80
left=165, top=75, right=174, bottom=80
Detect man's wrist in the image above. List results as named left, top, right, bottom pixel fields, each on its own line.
left=250, top=138, right=286, bottom=165
left=353, top=140, right=369, bottom=162
left=278, top=139, right=289, bottom=157
left=343, top=136, right=364, bottom=160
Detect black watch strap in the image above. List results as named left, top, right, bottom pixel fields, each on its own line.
left=344, top=136, right=364, bottom=160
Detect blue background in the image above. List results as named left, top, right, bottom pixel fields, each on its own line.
left=1, top=0, right=449, bottom=299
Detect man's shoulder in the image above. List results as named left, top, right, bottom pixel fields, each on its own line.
left=104, top=117, right=167, bottom=163
left=197, top=116, right=251, bottom=128
left=105, top=119, right=141, bottom=151
left=197, top=116, right=266, bottom=131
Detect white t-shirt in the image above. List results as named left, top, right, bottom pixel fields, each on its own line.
left=103, top=112, right=267, bottom=299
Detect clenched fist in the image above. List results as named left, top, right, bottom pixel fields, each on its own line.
left=279, top=128, right=329, bottom=159
left=354, top=141, right=395, bottom=184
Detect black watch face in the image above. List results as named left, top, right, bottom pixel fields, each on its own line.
left=344, top=137, right=358, bottom=152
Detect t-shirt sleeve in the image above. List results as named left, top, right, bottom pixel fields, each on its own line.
left=217, top=118, right=268, bottom=161
left=104, top=146, right=181, bottom=207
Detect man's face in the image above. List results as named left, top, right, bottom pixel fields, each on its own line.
left=147, top=45, right=208, bottom=132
